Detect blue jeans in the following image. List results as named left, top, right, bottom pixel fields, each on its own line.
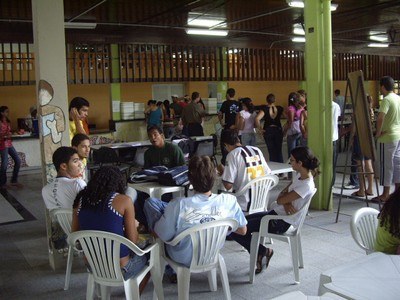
left=0, top=146, right=21, bottom=186
left=241, top=132, right=256, bottom=147
left=121, top=253, right=148, bottom=280
left=287, top=133, right=302, bottom=158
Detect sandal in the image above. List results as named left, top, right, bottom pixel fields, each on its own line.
left=255, top=248, right=274, bottom=274
left=265, top=248, right=274, bottom=269
left=351, top=191, right=365, bottom=197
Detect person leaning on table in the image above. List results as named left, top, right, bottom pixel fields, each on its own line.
left=230, top=146, right=319, bottom=274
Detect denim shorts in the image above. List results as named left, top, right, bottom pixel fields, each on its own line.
left=121, top=253, right=148, bottom=280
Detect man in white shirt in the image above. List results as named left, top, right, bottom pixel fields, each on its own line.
left=42, top=147, right=86, bottom=210
left=332, top=100, right=341, bottom=185
left=334, top=89, right=345, bottom=113
left=218, top=129, right=271, bottom=211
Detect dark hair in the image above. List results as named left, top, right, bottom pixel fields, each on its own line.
left=188, top=156, right=215, bottom=193
left=191, top=92, right=200, bottom=101
left=288, top=92, right=300, bottom=107
left=380, top=76, right=394, bottom=92
left=241, top=97, right=254, bottom=113
left=379, top=187, right=400, bottom=239
left=0, top=106, right=10, bottom=123
left=74, top=166, right=126, bottom=210
left=266, top=94, right=275, bottom=104
left=147, top=99, right=157, bottom=106
left=297, top=89, right=306, bottom=97
left=156, top=101, right=163, bottom=107
left=71, top=133, right=90, bottom=147
left=52, top=146, right=78, bottom=172
left=291, top=146, right=320, bottom=175
left=69, top=97, right=90, bottom=112
left=147, top=125, right=163, bottom=134
left=220, top=129, right=240, bottom=146
left=163, top=100, right=171, bottom=117
left=227, top=88, right=235, bottom=98
left=334, top=89, right=340, bottom=95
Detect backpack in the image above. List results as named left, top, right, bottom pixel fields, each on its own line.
left=129, top=166, right=168, bottom=183
left=171, top=135, right=195, bottom=157
left=157, top=165, right=189, bottom=186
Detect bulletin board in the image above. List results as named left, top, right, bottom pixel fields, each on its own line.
left=347, top=70, right=376, bottom=161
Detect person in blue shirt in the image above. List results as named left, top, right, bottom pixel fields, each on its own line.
left=144, top=155, right=247, bottom=267
left=145, top=100, right=163, bottom=128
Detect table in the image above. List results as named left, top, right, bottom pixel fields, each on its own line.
left=268, top=162, right=293, bottom=175
left=91, top=140, right=152, bottom=150
left=128, top=181, right=186, bottom=199
left=319, top=252, right=400, bottom=300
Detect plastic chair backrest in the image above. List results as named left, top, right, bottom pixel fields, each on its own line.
left=194, top=141, right=214, bottom=157
left=167, top=219, right=238, bottom=272
left=235, top=175, right=279, bottom=214
left=50, top=208, right=73, bottom=236
left=350, top=207, right=379, bottom=254
left=68, top=230, right=147, bottom=285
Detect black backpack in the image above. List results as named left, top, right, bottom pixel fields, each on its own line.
left=171, top=135, right=196, bottom=157
left=157, top=165, right=189, bottom=186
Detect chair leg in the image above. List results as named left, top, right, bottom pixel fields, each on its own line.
left=86, top=274, right=95, bottom=300
left=124, top=278, right=140, bottom=300
left=218, top=255, right=232, bottom=300
left=100, top=285, right=111, bottom=300
left=297, top=235, right=304, bottom=269
left=151, top=267, right=165, bottom=300
left=289, top=238, right=300, bottom=284
left=208, top=269, right=217, bottom=292
left=177, top=267, right=191, bottom=300
left=249, top=232, right=261, bottom=284
left=64, top=246, right=74, bottom=290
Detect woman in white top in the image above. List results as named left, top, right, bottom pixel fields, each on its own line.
left=230, top=146, right=319, bottom=274
left=235, top=97, right=257, bottom=146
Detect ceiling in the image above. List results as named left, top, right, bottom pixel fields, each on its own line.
left=1, top=0, right=400, bottom=56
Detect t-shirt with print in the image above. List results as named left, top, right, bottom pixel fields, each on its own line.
left=144, top=142, right=185, bottom=168
left=378, top=92, right=400, bottom=143
left=42, top=176, right=86, bottom=210
left=154, top=193, right=247, bottom=267
left=270, top=173, right=315, bottom=227
left=219, top=100, right=240, bottom=128
left=222, top=146, right=271, bottom=210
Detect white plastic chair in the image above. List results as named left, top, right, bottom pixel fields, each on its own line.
left=68, top=230, right=164, bottom=300
left=233, top=175, right=279, bottom=215
left=350, top=207, right=379, bottom=254
left=249, top=188, right=317, bottom=284
left=50, top=208, right=78, bottom=290
left=159, top=219, right=238, bottom=300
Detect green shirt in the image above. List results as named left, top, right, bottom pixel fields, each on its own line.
left=374, top=218, right=400, bottom=254
left=144, top=142, right=185, bottom=168
left=378, top=92, right=400, bottom=143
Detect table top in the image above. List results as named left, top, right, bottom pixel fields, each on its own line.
left=268, top=162, right=293, bottom=175
left=128, top=181, right=185, bottom=199
left=91, top=140, right=152, bottom=150
left=322, top=252, right=400, bottom=300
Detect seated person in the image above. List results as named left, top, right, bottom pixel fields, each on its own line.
left=144, top=155, right=247, bottom=266
left=71, top=166, right=147, bottom=280
left=42, top=146, right=86, bottom=210
left=71, top=133, right=91, bottom=182
left=218, top=129, right=271, bottom=211
left=230, top=146, right=319, bottom=274
left=69, top=97, right=90, bottom=141
left=375, top=188, right=400, bottom=254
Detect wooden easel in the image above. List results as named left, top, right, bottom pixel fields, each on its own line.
left=334, top=71, right=380, bottom=223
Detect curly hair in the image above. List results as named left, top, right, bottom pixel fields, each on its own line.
left=74, top=166, right=126, bottom=210
left=378, top=187, right=400, bottom=239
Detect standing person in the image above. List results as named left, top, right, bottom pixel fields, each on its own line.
left=181, top=92, right=206, bottom=137
left=374, top=76, right=400, bottom=202
left=71, top=133, right=91, bottom=182
left=218, top=129, right=271, bottom=211
left=218, top=88, right=240, bottom=164
left=71, top=166, right=148, bottom=281
left=162, top=99, right=174, bottom=138
left=145, top=100, right=163, bottom=128
left=230, top=146, right=319, bottom=274
left=255, top=93, right=284, bottom=163
left=69, top=97, right=90, bottom=141
left=235, top=97, right=257, bottom=146
left=284, top=92, right=303, bottom=158
left=170, top=95, right=182, bottom=118
left=0, top=106, right=22, bottom=189
left=332, top=98, right=341, bottom=186
left=334, top=89, right=345, bottom=113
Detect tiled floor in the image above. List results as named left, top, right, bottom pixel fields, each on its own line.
left=0, top=140, right=382, bottom=299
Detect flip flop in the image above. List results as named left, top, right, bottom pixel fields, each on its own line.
left=351, top=191, right=365, bottom=197
left=365, top=191, right=374, bottom=196
left=371, top=196, right=387, bottom=203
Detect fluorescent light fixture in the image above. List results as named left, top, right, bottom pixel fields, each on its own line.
left=186, top=29, right=228, bottom=36
left=292, top=36, right=306, bottom=43
left=64, top=22, right=97, bottom=29
left=287, top=0, right=338, bottom=11
left=188, top=18, right=224, bottom=28
left=368, top=43, right=389, bottom=48
left=369, top=31, right=388, bottom=42
left=293, top=24, right=305, bottom=35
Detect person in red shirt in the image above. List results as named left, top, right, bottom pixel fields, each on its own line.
left=0, top=106, right=22, bottom=189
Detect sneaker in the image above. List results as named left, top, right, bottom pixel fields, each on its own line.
left=343, top=184, right=358, bottom=189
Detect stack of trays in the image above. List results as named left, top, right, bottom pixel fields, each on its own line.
left=121, top=102, right=134, bottom=120
left=203, top=98, right=218, bottom=114
left=134, top=102, right=145, bottom=119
